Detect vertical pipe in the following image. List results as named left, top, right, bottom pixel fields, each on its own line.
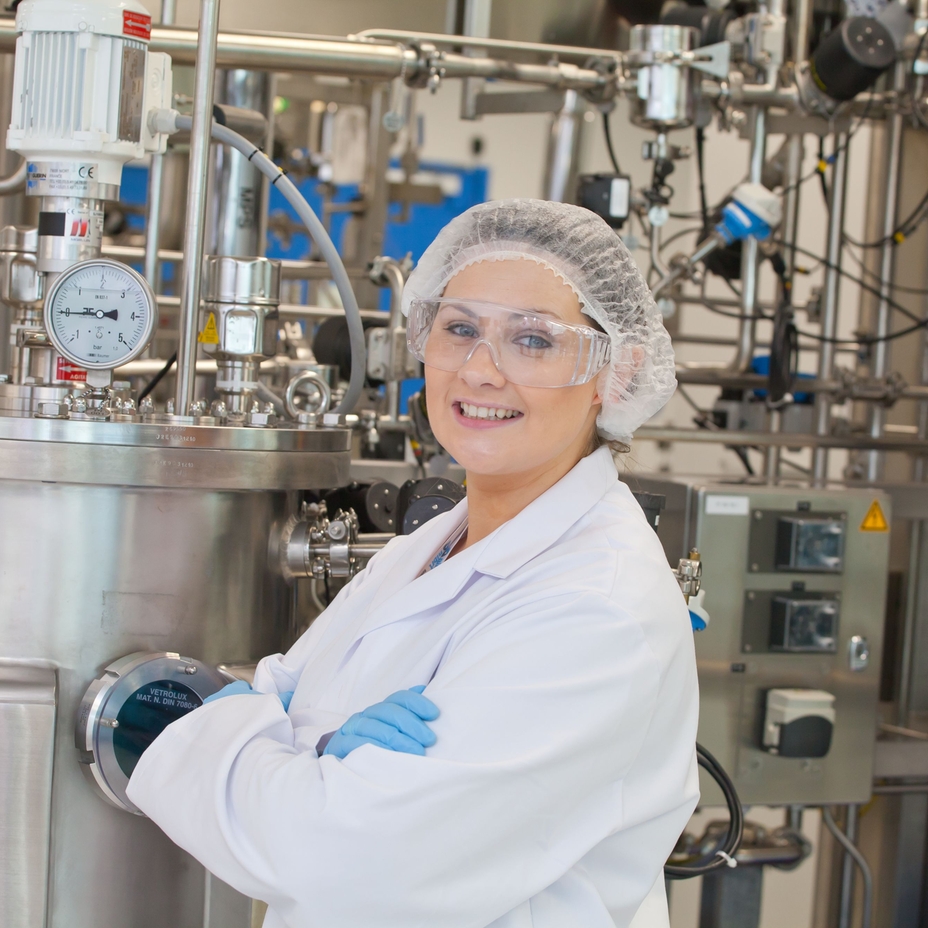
left=781, top=135, right=803, bottom=285
left=145, top=0, right=177, bottom=288
left=764, top=408, right=782, bottom=481
left=543, top=89, right=584, bottom=203
left=899, top=519, right=921, bottom=727
left=811, top=133, right=849, bottom=485
left=793, top=0, right=813, bottom=63
left=866, top=61, right=906, bottom=481
left=731, top=106, right=766, bottom=371
left=838, top=804, right=859, bottom=928
left=174, top=0, right=221, bottom=417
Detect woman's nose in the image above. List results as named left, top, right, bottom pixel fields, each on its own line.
left=458, top=340, right=507, bottom=389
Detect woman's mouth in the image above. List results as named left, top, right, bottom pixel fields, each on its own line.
left=453, top=402, right=524, bottom=427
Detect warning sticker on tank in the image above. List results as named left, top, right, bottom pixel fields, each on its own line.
left=860, top=500, right=889, bottom=532
left=27, top=162, right=103, bottom=197
left=198, top=312, right=220, bottom=344
left=123, top=10, right=152, bottom=39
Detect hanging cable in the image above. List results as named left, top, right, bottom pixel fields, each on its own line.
left=139, top=352, right=177, bottom=401
left=602, top=110, right=622, bottom=175
left=695, top=126, right=710, bottom=230
left=665, top=743, right=745, bottom=879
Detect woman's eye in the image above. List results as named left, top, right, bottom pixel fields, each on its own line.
left=446, top=321, right=479, bottom=338
left=514, top=332, right=553, bottom=350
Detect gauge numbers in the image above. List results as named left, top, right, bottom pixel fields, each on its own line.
left=44, top=259, right=158, bottom=370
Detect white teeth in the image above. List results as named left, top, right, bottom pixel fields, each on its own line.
left=459, top=402, right=519, bottom=420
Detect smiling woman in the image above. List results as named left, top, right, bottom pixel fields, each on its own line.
left=126, top=198, right=697, bottom=928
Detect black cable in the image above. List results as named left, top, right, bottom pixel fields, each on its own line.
left=665, top=742, right=744, bottom=879
left=695, top=126, right=710, bottom=230
left=816, top=136, right=830, bottom=206
left=844, top=186, right=928, bottom=250
left=842, top=239, right=928, bottom=295
left=139, top=351, right=177, bottom=401
left=602, top=111, right=622, bottom=175
left=769, top=240, right=924, bottom=326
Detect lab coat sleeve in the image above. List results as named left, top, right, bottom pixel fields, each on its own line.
left=127, top=590, right=689, bottom=928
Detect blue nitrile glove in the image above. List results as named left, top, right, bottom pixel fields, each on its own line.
left=323, top=685, right=439, bottom=759
left=203, top=680, right=294, bottom=711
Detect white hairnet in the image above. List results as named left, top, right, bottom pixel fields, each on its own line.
left=402, top=198, right=677, bottom=444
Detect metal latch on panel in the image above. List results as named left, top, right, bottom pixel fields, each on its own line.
left=76, top=651, right=227, bottom=813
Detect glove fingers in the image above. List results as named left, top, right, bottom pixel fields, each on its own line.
left=350, top=717, right=428, bottom=754
left=363, top=703, right=436, bottom=747
left=384, top=688, right=440, bottom=721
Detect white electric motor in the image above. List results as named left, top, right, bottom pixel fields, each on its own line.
left=6, top=0, right=172, bottom=271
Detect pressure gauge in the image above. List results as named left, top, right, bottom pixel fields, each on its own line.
left=44, top=258, right=158, bottom=370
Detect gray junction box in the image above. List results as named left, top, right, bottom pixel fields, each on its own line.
left=623, top=476, right=890, bottom=806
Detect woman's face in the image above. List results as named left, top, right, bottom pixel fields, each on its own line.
left=424, top=258, right=603, bottom=478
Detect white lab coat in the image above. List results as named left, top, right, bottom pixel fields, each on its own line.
left=127, top=446, right=699, bottom=928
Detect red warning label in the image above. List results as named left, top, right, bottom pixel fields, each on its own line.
left=56, top=359, right=87, bottom=383
left=123, top=10, right=152, bottom=39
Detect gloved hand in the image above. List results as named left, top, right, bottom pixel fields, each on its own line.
left=203, top=680, right=294, bottom=711
left=323, top=685, right=439, bottom=759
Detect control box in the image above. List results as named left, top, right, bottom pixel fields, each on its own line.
left=623, top=477, right=890, bottom=805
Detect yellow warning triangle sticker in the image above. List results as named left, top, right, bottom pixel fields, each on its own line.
left=860, top=500, right=889, bottom=532
left=197, top=312, right=220, bottom=345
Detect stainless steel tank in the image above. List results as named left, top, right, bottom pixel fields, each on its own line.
left=0, top=415, right=350, bottom=928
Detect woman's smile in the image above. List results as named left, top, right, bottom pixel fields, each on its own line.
left=452, top=400, right=524, bottom=427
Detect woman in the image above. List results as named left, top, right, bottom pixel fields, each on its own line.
left=128, top=198, right=699, bottom=928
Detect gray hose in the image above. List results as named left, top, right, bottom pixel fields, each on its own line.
left=173, top=114, right=366, bottom=415
left=822, top=807, right=873, bottom=928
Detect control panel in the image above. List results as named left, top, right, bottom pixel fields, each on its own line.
left=622, top=477, right=890, bottom=805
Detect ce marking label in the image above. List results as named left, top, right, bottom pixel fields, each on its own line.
left=78, top=166, right=95, bottom=179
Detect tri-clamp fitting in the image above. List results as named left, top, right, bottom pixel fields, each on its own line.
left=276, top=501, right=392, bottom=581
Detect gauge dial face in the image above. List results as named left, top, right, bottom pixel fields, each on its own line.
left=44, top=259, right=157, bottom=370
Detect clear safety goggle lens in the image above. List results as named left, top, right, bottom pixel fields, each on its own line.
left=407, top=298, right=611, bottom=388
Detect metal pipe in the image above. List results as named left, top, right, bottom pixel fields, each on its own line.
left=103, top=244, right=372, bottom=282
left=867, top=61, right=907, bottom=481
left=143, top=0, right=175, bottom=292
left=812, top=132, right=850, bottom=485
left=764, top=408, right=782, bottom=481
left=354, top=28, right=624, bottom=63
left=632, top=426, right=928, bottom=453
left=143, top=155, right=166, bottom=290
left=898, top=520, right=922, bottom=727
left=173, top=0, right=221, bottom=417
left=793, top=0, right=813, bottom=62
left=731, top=107, right=767, bottom=372
left=0, top=18, right=610, bottom=92
left=781, top=136, right=803, bottom=286
left=381, top=260, right=407, bottom=421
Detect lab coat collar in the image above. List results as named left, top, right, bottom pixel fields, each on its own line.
left=473, top=445, right=618, bottom=579
left=352, top=448, right=618, bottom=645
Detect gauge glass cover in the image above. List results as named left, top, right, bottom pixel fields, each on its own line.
left=44, top=259, right=157, bottom=369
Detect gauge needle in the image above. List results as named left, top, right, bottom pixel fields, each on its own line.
left=59, top=308, right=119, bottom=320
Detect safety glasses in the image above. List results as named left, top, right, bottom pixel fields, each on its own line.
left=407, top=298, right=611, bottom=388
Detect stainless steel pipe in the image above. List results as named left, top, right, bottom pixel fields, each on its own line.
left=812, top=132, right=850, bottom=484
left=174, top=0, right=221, bottom=417
left=0, top=18, right=610, bottom=92
left=731, top=106, right=767, bottom=372
left=866, top=61, right=907, bottom=481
